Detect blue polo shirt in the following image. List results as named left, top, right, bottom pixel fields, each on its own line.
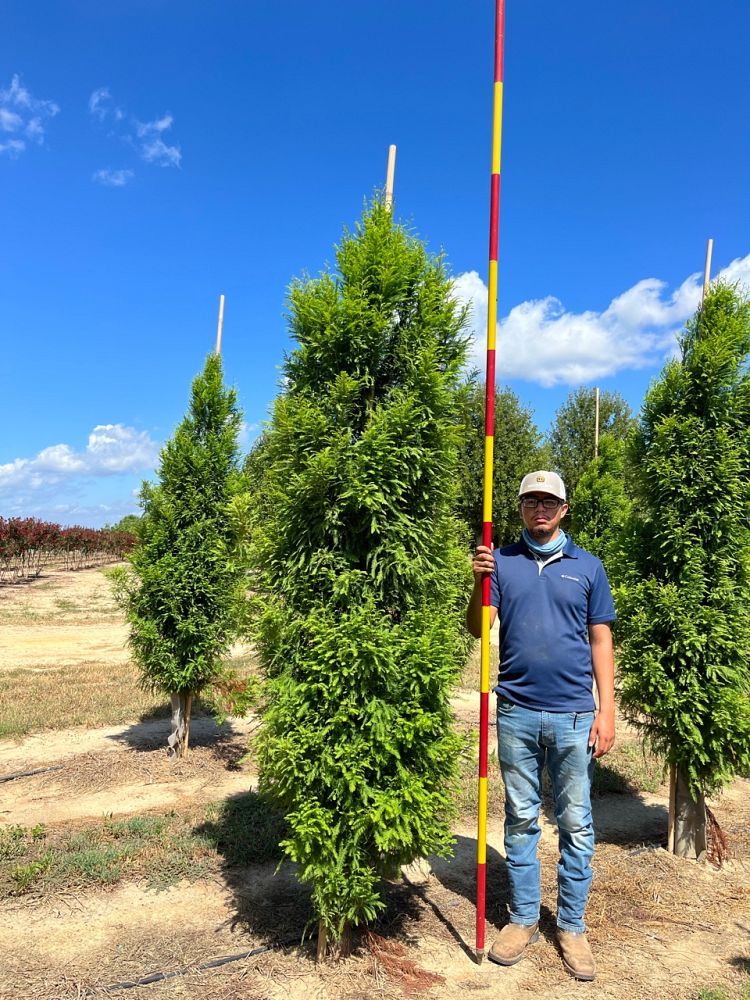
left=490, top=536, right=616, bottom=713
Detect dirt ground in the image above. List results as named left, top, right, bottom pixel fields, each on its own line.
left=0, top=568, right=748, bottom=1000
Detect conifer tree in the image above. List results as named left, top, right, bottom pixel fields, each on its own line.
left=120, top=354, right=249, bottom=757
left=617, top=285, right=750, bottom=856
left=570, top=434, right=631, bottom=576
left=251, top=202, right=471, bottom=949
left=549, top=386, right=634, bottom=502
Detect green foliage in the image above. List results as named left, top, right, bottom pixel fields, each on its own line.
left=457, top=382, right=546, bottom=544
left=616, top=285, right=750, bottom=797
left=108, top=514, right=142, bottom=536
left=549, top=386, right=634, bottom=502
left=251, top=202, right=471, bottom=938
left=118, top=355, right=249, bottom=699
left=570, top=434, right=632, bottom=576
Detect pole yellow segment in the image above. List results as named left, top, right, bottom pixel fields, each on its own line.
left=492, top=82, right=504, bottom=173
left=483, top=437, right=494, bottom=522
left=477, top=777, right=489, bottom=863
left=480, top=604, right=491, bottom=693
left=487, top=260, right=498, bottom=348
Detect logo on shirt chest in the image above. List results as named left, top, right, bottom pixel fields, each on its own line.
left=561, top=573, right=581, bottom=582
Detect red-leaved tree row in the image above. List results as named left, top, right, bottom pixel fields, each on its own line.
left=0, top=518, right=136, bottom=583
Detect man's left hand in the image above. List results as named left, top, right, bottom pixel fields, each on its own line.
left=588, top=712, right=615, bottom=759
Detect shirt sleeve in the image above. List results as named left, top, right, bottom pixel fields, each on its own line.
left=489, top=551, right=501, bottom=610
left=588, top=560, right=616, bottom=624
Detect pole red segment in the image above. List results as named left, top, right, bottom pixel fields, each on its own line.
left=494, top=0, right=505, bottom=82
left=476, top=864, right=487, bottom=948
left=484, top=352, right=496, bottom=437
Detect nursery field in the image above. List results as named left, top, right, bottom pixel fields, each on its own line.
left=0, top=568, right=748, bottom=1000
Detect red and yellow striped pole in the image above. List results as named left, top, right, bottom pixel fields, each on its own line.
left=476, top=0, right=505, bottom=960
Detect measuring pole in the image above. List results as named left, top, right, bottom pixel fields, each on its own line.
left=702, top=238, right=713, bottom=302
left=385, top=144, right=397, bottom=210
left=476, top=0, right=505, bottom=961
left=594, top=387, right=600, bottom=459
left=215, top=294, right=225, bottom=355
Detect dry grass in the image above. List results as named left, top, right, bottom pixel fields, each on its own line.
left=0, top=654, right=262, bottom=739
left=0, top=791, right=286, bottom=899
left=0, top=659, right=167, bottom=739
left=0, top=567, right=123, bottom=626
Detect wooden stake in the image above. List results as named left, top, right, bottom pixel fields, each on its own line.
left=594, top=386, right=600, bottom=459
left=384, top=145, right=397, bottom=210
left=702, top=239, right=713, bottom=303
left=215, top=294, right=225, bottom=355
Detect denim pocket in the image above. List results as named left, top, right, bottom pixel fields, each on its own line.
left=497, top=697, right=516, bottom=711
left=573, top=710, right=595, bottom=730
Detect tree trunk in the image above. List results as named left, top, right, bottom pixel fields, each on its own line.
left=168, top=692, right=193, bottom=758
left=316, top=919, right=327, bottom=963
left=667, top=765, right=707, bottom=858
left=315, top=919, right=351, bottom=962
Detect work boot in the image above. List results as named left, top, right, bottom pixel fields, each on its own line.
left=488, top=922, right=539, bottom=966
left=558, top=930, right=596, bottom=981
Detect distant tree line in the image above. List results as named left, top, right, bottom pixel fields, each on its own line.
left=0, top=517, right=136, bottom=583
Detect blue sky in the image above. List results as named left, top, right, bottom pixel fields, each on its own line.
left=2, top=0, right=749, bottom=527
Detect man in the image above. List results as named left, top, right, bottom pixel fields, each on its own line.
left=466, top=470, right=616, bottom=981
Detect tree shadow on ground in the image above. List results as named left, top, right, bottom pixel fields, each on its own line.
left=424, top=833, right=560, bottom=954
left=535, top=764, right=668, bottom=847
left=196, top=794, right=493, bottom=960
left=192, top=790, right=313, bottom=944
left=590, top=791, right=668, bottom=847
left=108, top=711, right=251, bottom=766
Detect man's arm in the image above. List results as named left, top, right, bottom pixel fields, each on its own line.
left=588, top=622, right=615, bottom=758
left=466, top=545, right=498, bottom=638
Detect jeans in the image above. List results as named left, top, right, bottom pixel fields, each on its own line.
left=497, top=698, right=595, bottom=933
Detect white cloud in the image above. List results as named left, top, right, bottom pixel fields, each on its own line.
left=0, top=108, right=22, bottom=131
left=89, top=87, right=111, bottom=119
left=238, top=422, right=260, bottom=449
left=136, top=114, right=173, bottom=136
left=0, top=138, right=25, bottom=156
left=454, top=253, right=750, bottom=387
left=0, top=424, right=160, bottom=498
left=89, top=88, right=181, bottom=172
left=140, top=136, right=182, bottom=167
left=135, top=114, right=181, bottom=166
left=92, top=168, right=134, bottom=187
left=0, top=74, right=59, bottom=155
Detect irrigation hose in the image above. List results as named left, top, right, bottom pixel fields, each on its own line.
left=0, top=765, right=65, bottom=783
left=101, top=937, right=301, bottom=992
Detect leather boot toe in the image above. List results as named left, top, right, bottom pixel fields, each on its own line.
left=488, top=922, right=539, bottom=966
left=558, top=930, right=596, bottom=981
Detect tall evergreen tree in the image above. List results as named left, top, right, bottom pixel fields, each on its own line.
left=251, top=202, right=470, bottom=949
left=549, top=386, right=634, bottom=502
left=569, top=434, right=631, bottom=576
left=458, top=383, right=546, bottom=545
left=617, top=285, right=750, bottom=856
left=119, top=355, right=249, bottom=757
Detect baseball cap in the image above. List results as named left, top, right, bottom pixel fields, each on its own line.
left=518, top=470, right=566, bottom=502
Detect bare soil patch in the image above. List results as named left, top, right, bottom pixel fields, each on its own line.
left=0, top=568, right=748, bottom=1000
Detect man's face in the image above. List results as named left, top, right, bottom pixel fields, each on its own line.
left=519, top=491, right=569, bottom=542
